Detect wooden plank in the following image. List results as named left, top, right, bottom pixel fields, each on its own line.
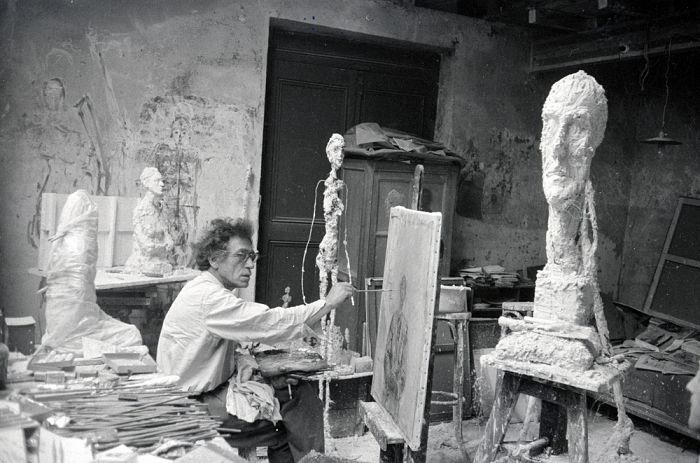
left=566, top=392, right=589, bottom=463
left=474, top=371, right=522, bottom=463
left=644, top=197, right=686, bottom=313
left=370, top=206, right=442, bottom=451
left=481, top=353, right=627, bottom=393
left=104, top=196, right=118, bottom=267
left=642, top=197, right=700, bottom=330
left=359, top=401, right=405, bottom=451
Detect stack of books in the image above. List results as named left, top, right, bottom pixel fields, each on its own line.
left=458, top=264, right=522, bottom=287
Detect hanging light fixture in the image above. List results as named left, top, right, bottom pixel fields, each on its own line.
left=640, top=38, right=682, bottom=153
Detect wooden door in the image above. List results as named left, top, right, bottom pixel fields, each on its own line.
left=257, top=29, right=440, bottom=307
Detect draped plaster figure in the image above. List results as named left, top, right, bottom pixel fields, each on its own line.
left=125, top=167, right=174, bottom=276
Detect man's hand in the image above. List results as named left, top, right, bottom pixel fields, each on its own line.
left=270, top=375, right=300, bottom=390
left=324, top=282, right=355, bottom=310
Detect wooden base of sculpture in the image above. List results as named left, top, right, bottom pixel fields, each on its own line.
left=475, top=358, right=628, bottom=463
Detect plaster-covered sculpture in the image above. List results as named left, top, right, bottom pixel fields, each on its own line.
left=494, top=71, right=608, bottom=371
left=125, top=167, right=174, bottom=276
left=536, top=70, right=607, bottom=325
left=316, top=134, right=345, bottom=299
left=42, top=190, right=142, bottom=352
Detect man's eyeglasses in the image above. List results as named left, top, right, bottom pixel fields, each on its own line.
left=223, top=250, right=260, bottom=263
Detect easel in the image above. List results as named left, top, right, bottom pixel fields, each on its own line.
left=475, top=356, right=626, bottom=463
left=360, top=166, right=470, bottom=463
left=359, top=282, right=440, bottom=463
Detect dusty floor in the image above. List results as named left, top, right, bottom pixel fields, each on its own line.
left=293, top=411, right=700, bottom=463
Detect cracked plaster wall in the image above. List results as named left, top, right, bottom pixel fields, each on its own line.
left=0, top=0, right=540, bottom=324
left=2, top=0, right=690, bottom=338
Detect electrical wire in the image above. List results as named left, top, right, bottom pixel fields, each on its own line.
left=300, top=180, right=324, bottom=305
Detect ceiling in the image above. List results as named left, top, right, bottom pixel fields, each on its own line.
left=414, top=0, right=700, bottom=72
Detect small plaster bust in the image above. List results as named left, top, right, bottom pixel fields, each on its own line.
left=540, top=70, right=607, bottom=274
left=124, top=167, right=174, bottom=276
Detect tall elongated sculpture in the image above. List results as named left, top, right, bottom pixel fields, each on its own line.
left=494, top=71, right=607, bottom=371
left=490, top=71, right=637, bottom=459
left=316, top=134, right=345, bottom=300
left=125, top=167, right=174, bottom=277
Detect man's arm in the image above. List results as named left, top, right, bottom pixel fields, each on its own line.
left=305, top=282, right=355, bottom=326
left=203, top=282, right=353, bottom=345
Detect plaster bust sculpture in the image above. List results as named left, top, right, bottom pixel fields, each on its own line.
left=124, top=167, right=174, bottom=277
left=534, top=70, right=608, bottom=326
left=541, top=70, right=607, bottom=274
left=492, top=71, right=608, bottom=372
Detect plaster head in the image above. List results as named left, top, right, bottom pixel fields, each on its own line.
left=170, top=116, right=191, bottom=147
left=140, top=167, right=164, bottom=196
left=42, top=78, right=65, bottom=111
left=326, top=133, right=345, bottom=171
left=540, top=71, right=607, bottom=206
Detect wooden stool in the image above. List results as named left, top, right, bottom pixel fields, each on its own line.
left=433, top=312, right=471, bottom=442
left=475, top=370, right=589, bottom=463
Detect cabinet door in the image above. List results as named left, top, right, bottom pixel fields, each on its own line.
left=370, top=163, right=455, bottom=279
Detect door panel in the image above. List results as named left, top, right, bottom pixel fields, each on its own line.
left=264, top=240, right=321, bottom=308
left=359, top=70, right=435, bottom=136
left=271, top=78, right=348, bottom=222
left=258, top=29, right=440, bottom=313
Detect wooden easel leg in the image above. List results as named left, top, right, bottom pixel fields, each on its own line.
left=454, top=319, right=466, bottom=442
left=566, top=392, right=588, bottom=463
left=381, top=444, right=404, bottom=463
left=474, top=371, right=522, bottom=463
left=540, top=400, right=568, bottom=454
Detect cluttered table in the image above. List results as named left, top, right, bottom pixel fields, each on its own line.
left=1, top=351, right=248, bottom=462
left=1, top=339, right=375, bottom=462
left=28, top=267, right=201, bottom=291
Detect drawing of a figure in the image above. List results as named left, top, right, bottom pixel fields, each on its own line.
left=147, top=116, right=200, bottom=267
left=383, top=275, right=408, bottom=417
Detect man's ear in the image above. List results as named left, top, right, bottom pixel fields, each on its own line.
left=209, top=255, right=219, bottom=270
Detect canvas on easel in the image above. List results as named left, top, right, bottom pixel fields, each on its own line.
left=371, top=206, right=442, bottom=450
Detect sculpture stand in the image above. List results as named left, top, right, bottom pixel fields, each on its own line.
left=475, top=355, right=629, bottom=463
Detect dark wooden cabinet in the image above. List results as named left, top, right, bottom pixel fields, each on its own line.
left=337, top=153, right=460, bottom=354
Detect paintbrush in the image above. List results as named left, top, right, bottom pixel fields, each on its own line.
left=354, top=288, right=398, bottom=293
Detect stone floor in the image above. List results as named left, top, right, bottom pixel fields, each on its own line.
left=276, top=411, right=700, bottom=463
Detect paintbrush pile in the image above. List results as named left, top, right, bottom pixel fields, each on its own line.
left=40, top=382, right=221, bottom=452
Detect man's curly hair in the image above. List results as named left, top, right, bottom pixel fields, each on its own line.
left=193, top=218, right=254, bottom=270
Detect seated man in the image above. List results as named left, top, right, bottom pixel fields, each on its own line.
left=157, top=218, right=354, bottom=463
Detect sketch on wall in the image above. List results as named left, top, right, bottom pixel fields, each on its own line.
left=371, top=206, right=442, bottom=450
left=143, top=116, right=201, bottom=268
left=26, top=78, right=107, bottom=249
left=136, top=95, right=257, bottom=268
